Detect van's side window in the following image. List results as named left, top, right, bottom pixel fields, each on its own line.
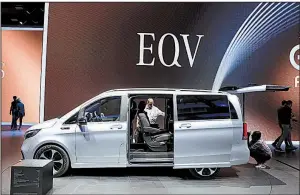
left=229, top=102, right=238, bottom=119
left=84, top=96, right=121, bottom=122
left=177, top=95, right=230, bottom=121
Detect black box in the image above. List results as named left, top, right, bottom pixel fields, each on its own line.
left=10, top=160, right=53, bottom=195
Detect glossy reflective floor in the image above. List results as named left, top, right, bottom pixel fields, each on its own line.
left=1, top=126, right=299, bottom=194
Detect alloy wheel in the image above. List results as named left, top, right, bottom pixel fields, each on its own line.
left=195, top=168, right=218, bottom=177
left=39, top=149, right=64, bottom=174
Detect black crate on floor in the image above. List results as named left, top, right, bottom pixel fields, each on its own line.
left=10, top=160, right=53, bottom=195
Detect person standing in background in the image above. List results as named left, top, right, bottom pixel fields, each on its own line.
left=275, top=100, right=297, bottom=152
left=272, top=100, right=290, bottom=148
left=9, top=96, right=18, bottom=130
left=16, top=98, right=25, bottom=130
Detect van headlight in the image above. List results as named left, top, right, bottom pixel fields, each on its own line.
left=24, top=129, right=41, bottom=140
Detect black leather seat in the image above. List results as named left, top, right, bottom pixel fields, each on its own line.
left=138, top=112, right=172, bottom=152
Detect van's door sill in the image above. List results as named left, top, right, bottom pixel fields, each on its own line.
left=129, top=151, right=174, bottom=164
left=130, top=157, right=173, bottom=163
left=127, top=162, right=173, bottom=167
left=130, top=151, right=173, bottom=158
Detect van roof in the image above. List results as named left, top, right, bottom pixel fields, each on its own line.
left=104, top=88, right=228, bottom=95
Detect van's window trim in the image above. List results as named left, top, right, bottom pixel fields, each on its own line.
left=63, top=112, right=79, bottom=125
left=128, top=94, right=173, bottom=98
left=82, top=96, right=122, bottom=123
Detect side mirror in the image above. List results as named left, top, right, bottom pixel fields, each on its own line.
left=78, top=117, right=87, bottom=125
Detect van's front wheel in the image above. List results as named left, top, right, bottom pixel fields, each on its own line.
left=189, top=168, right=220, bottom=179
left=34, top=145, right=70, bottom=177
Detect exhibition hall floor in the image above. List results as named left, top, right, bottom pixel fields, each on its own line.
left=1, top=127, right=299, bottom=194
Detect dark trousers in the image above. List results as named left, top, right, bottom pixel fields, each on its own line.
left=250, top=150, right=271, bottom=164
left=18, top=115, right=23, bottom=129
left=273, top=124, right=289, bottom=146
left=276, top=124, right=293, bottom=148
left=11, top=114, right=18, bottom=129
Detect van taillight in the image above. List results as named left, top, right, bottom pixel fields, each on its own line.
left=243, top=123, right=248, bottom=140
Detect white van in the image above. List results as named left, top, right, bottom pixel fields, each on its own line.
left=21, top=85, right=288, bottom=178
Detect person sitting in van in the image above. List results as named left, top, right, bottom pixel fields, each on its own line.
left=248, top=131, right=272, bottom=169
left=145, top=98, right=165, bottom=128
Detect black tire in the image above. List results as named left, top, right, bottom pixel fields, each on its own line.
left=188, top=168, right=220, bottom=179
left=34, top=144, right=70, bottom=177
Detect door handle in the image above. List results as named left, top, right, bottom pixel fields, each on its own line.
left=179, top=123, right=191, bottom=128
left=61, top=127, right=70, bottom=130
left=110, top=124, right=122, bottom=129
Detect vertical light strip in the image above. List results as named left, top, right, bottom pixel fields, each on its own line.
left=39, top=3, right=50, bottom=123
left=0, top=3, right=2, bottom=192
left=0, top=2, right=2, bottom=128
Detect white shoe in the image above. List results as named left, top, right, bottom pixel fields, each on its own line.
left=255, top=164, right=266, bottom=169
left=260, top=164, right=266, bottom=169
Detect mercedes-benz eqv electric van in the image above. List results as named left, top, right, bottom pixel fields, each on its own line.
left=21, top=85, right=289, bottom=179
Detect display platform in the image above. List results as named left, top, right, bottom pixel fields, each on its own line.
left=2, top=159, right=299, bottom=194
left=1, top=127, right=299, bottom=194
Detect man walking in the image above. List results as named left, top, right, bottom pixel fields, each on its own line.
left=272, top=100, right=290, bottom=148
left=275, top=100, right=297, bottom=152
left=9, top=96, right=18, bottom=130
left=16, top=98, right=25, bottom=130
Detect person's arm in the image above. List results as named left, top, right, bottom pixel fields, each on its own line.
left=247, top=132, right=251, bottom=147
left=292, top=113, right=297, bottom=122
left=249, top=141, right=255, bottom=149
left=9, top=102, right=12, bottom=115
left=136, top=115, right=140, bottom=127
left=155, top=107, right=165, bottom=117
left=288, top=109, right=297, bottom=122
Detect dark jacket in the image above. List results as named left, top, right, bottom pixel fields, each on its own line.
left=10, top=100, right=18, bottom=115
left=278, top=106, right=292, bottom=125
left=17, top=101, right=25, bottom=117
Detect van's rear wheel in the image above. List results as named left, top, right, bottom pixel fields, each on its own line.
left=34, top=145, right=70, bottom=177
left=189, top=168, right=220, bottom=179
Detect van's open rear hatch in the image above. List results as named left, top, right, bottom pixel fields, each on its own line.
left=219, top=84, right=290, bottom=93
left=219, top=84, right=290, bottom=140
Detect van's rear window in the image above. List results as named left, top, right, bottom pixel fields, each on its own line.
left=177, top=95, right=231, bottom=121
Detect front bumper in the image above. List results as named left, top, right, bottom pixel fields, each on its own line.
left=21, top=137, right=37, bottom=159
